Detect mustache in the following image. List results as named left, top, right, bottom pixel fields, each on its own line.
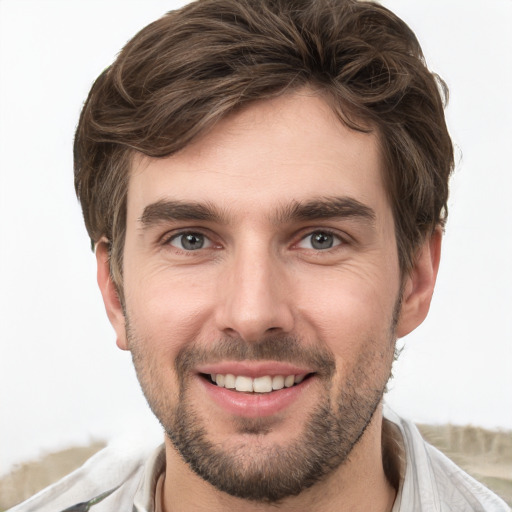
left=175, top=334, right=336, bottom=378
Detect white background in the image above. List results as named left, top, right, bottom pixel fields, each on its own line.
left=1, top=0, right=511, bottom=476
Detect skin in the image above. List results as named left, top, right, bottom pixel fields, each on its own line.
left=97, top=90, right=441, bottom=512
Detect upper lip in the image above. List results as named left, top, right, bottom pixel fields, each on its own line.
left=195, top=361, right=314, bottom=378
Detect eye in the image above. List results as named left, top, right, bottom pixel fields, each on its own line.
left=168, top=232, right=212, bottom=251
left=297, top=231, right=342, bottom=250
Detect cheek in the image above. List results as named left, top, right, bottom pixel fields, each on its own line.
left=296, top=264, right=399, bottom=318
left=293, top=267, right=399, bottom=359
left=124, top=266, right=218, bottom=349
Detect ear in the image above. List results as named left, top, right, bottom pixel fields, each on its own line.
left=95, top=240, right=128, bottom=350
left=396, top=228, right=442, bottom=338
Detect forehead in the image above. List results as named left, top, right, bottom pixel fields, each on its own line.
left=127, top=91, right=387, bottom=221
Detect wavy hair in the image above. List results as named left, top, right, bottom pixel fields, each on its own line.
left=74, top=0, right=453, bottom=291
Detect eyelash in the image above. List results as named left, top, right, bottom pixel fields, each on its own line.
left=295, top=229, right=346, bottom=251
left=160, top=228, right=348, bottom=254
left=162, top=230, right=215, bottom=252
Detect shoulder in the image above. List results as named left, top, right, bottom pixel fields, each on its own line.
left=6, top=438, right=164, bottom=512
left=384, top=406, right=510, bottom=512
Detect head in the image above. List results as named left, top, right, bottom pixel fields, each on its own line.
left=74, top=0, right=453, bottom=299
left=74, top=0, right=453, bottom=505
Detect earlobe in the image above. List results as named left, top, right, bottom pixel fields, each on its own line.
left=396, top=228, right=442, bottom=338
left=95, top=240, right=128, bottom=350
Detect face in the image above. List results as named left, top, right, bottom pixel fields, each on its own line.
left=98, top=91, right=436, bottom=503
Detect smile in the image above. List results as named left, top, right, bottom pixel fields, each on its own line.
left=209, top=373, right=308, bottom=393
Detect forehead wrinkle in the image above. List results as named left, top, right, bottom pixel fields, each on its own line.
left=271, top=197, right=376, bottom=225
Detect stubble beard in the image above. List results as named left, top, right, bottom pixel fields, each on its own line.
left=127, top=302, right=400, bottom=504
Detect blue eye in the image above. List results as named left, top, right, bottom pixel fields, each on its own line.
left=298, top=231, right=342, bottom=250
left=169, top=232, right=212, bottom=251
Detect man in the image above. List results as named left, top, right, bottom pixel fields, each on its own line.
left=9, top=0, right=509, bottom=511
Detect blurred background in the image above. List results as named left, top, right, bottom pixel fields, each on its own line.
left=1, top=0, right=511, bottom=488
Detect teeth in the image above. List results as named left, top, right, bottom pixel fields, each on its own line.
left=224, top=374, right=236, bottom=389
left=294, top=374, right=305, bottom=384
left=235, top=375, right=253, bottom=392
left=272, top=375, right=285, bottom=390
left=211, top=373, right=307, bottom=393
left=253, top=376, right=272, bottom=393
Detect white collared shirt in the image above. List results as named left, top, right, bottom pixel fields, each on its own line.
left=7, top=407, right=510, bottom=512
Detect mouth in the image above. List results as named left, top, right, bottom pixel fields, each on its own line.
left=200, top=372, right=314, bottom=393
left=196, top=365, right=317, bottom=418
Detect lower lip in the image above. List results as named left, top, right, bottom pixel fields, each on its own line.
left=198, top=376, right=314, bottom=418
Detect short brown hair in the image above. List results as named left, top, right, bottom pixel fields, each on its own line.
left=74, top=0, right=453, bottom=290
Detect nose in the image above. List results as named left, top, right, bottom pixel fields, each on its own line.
left=215, top=243, right=294, bottom=342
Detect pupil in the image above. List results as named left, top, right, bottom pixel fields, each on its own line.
left=183, top=233, right=203, bottom=250
left=312, top=232, right=333, bottom=250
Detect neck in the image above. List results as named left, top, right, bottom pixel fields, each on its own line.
left=160, top=405, right=399, bottom=512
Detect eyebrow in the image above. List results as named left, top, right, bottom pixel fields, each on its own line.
left=138, top=196, right=375, bottom=229
left=139, top=200, right=228, bottom=227
left=274, top=197, right=376, bottom=225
